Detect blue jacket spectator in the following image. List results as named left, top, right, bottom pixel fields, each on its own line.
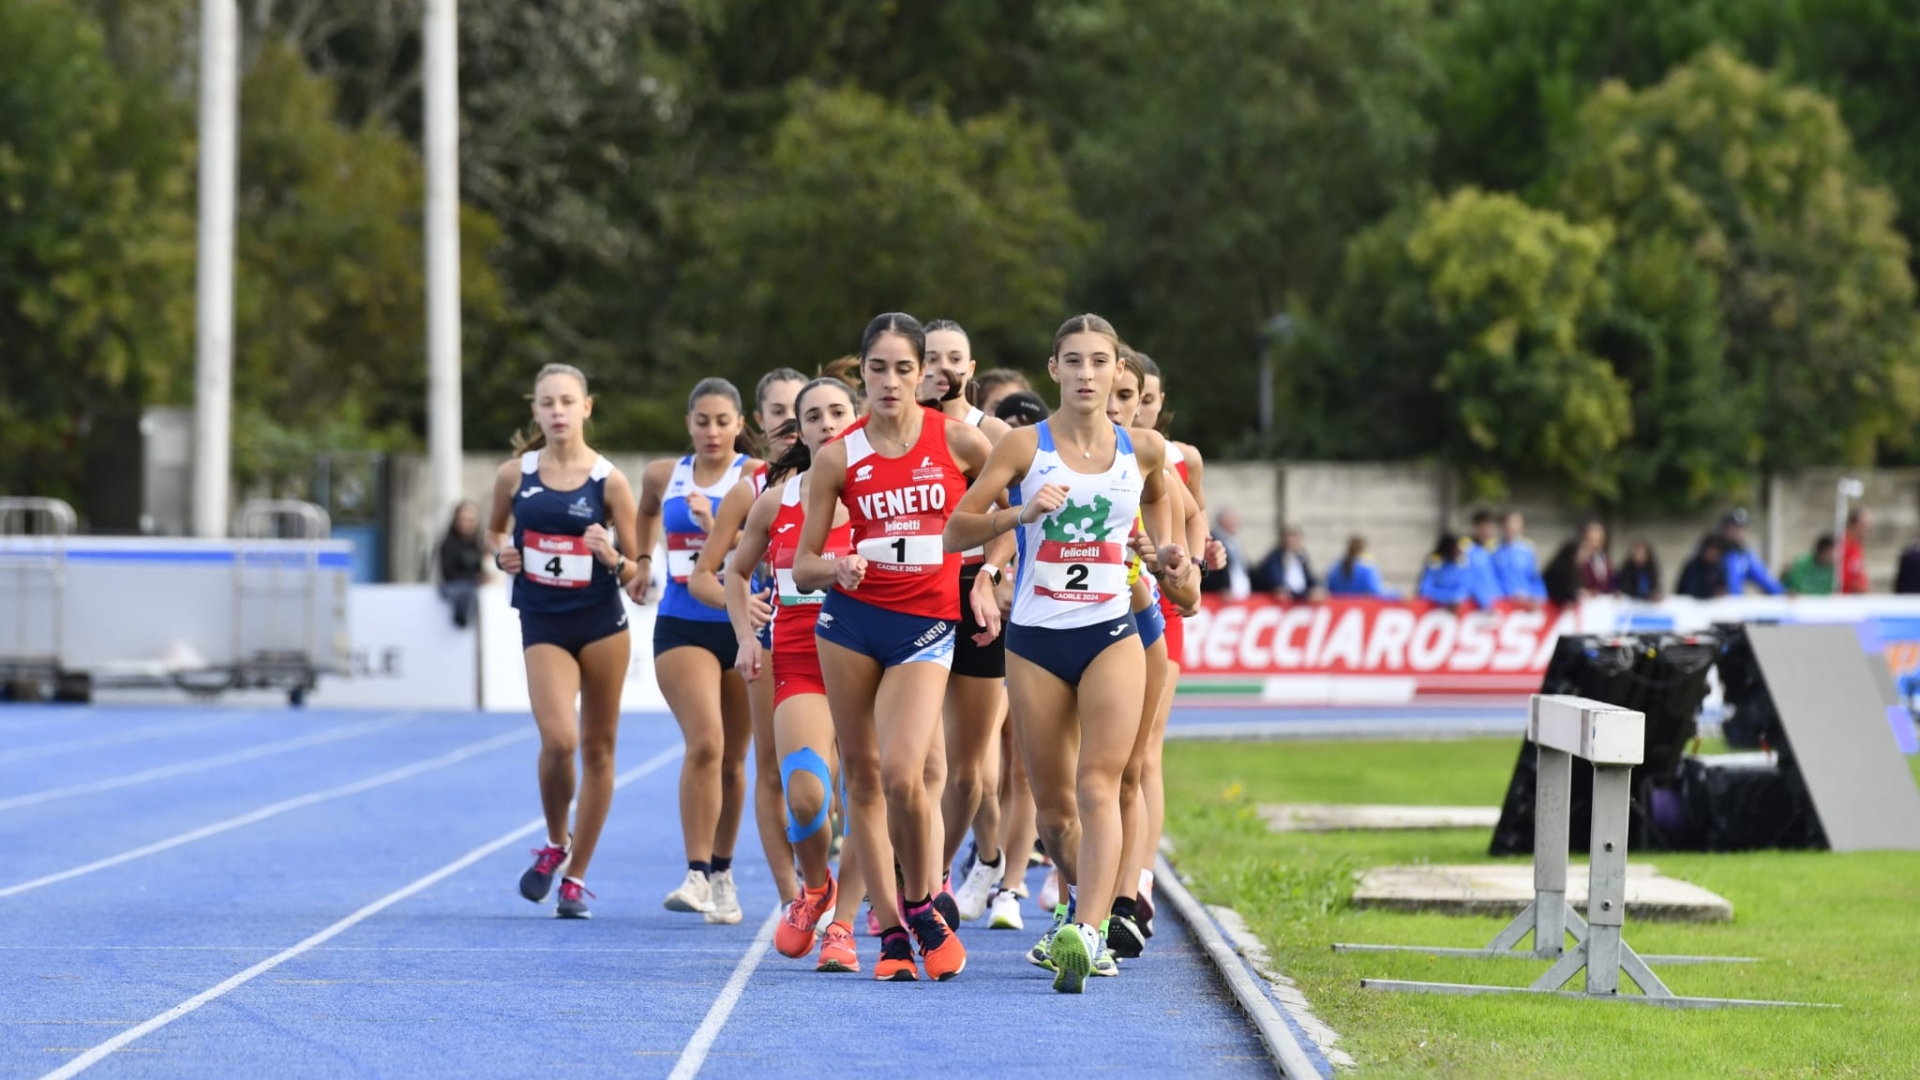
left=1465, top=509, right=1508, bottom=602
left=1325, top=536, right=1399, bottom=599
left=1491, top=512, right=1546, bottom=601
left=1419, top=535, right=1502, bottom=609
left=1715, top=509, right=1785, bottom=595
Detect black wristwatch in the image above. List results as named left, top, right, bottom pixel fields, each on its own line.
left=982, top=564, right=1004, bottom=586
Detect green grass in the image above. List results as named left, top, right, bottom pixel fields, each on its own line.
left=1163, top=738, right=1920, bottom=1079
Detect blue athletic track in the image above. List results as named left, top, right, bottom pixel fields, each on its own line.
left=0, top=706, right=1278, bottom=1079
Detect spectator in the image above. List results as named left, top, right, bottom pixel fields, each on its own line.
left=1676, top=534, right=1730, bottom=600
left=1491, top=510, right=1546, bottom=602
left=1418, top=533, right=1500, bottom=609
left=1782, top=535, right=1837, bottom=596
left=1203, top=507, right=1253, bottom=599
left=992, top=389, right=1049, bottom=429
left=436, top=500, right=489, bottom=628
left=1841, top=507, right=1871, bottom=594
left=1715, top=508, right=1785, bottom=595
left=1543, top=539, right=1584, bottom=605
left=1466, top=509, right=1506, bottom=600
left=1616, top=540, right=1662, bottom=601
left=973, top=368, right=1031, bottom=418
left=1325, top=535, right=1399, bottom=599
left=1577, top=519, right=1616, bottom=595
left=1897, top=532, right=1920, bottom=594
left=1258, top=526, right=1317, bottom=601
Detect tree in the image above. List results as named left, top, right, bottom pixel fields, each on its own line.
left=1289, top=190, right=1632, bottom=501
left=667, top=84, right=1089, bottom=418
left=1555, top=47, right=1920, bottom=471
left=1044, top=0, right=1438, bottom=454
left=0, top=0, right=195, bottom=506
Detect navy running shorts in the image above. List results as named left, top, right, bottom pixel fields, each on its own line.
left=1136, top=598, right=1166, bottom=653
left=519, top=595, right=630, bottom=657
left=653, top=614, right=739, bottom=668
left=952, top=564, right=1008, bottom=679
left=814, top=591, right=956, bottom=670
left=1007, top=612, right=1140, bottom=686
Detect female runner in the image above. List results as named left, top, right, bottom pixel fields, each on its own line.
left=945, top=314, right=1185, bottom=994
left=634, top=379, right=765, bottom=925
left=795, top=313, right=997, bottom=982
left=491, top=364, right=647, bottom=920
left=690, top=368, right=806, bottom=907
left=725, top=375, right=871, bottom=970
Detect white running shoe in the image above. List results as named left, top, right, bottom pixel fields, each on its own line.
left=705, top=869, right=744, bottom=924
left=1038, top=867, right=1062, bottom=912
left=664, top=869, right=713, bottom=913
left=954, top=845, right=1001, bottom=922
left=988, top=886, right=1025, bottom=930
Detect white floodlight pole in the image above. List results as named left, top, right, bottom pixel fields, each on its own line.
left=423, top=0, right=464, bottom=529
left=192, top=0, right=239, bottom=538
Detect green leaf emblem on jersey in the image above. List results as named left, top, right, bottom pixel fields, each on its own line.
left=1042, top=496, right=1114, bottom=542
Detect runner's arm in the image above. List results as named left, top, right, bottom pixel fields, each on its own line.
left=724, top=489, right=781, bottom=648
left=794, top=441, right=849, bottom=593
left=945, top=428, right=1037, bottom=553
left=689, top=479, right=755, bottom=610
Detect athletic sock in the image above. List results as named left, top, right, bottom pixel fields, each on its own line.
left=1099, top=918, right=1110, bottom=937
left=689, top=860, right=711, bottom=877
left=710, top=855, right=732, bottom=875
left=980, top=848, right=1003, bottom=869
left=1111, top=895, right=1138, bottom=920
left=1067, top=885, right=1077, bottom=920
left=904, top=895, right=933, bottom=920
left=564, top=876, right=584, bottom=887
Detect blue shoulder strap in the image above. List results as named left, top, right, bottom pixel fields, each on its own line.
left=1035, top=419, right=1055, bottom=454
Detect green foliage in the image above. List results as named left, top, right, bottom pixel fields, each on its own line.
left=1556, top=47, right=1920, bottom=471
left=1294, top=190, right=1632, bottom=501
left=1048, top=0, right=1439, bottom=450
left=0, top=0, right=194, bottom=503
left=672, top=84, right=1088, bottom=389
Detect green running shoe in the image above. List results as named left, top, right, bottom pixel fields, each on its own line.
left=1027, top=904, right=1069, bottom=969
left=1051, top=923, right=1097, bottom=994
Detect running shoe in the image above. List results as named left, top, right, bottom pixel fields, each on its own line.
left=1107, top=912, right=1146, bottom=959
left=817, top=920, right=860, bottom=973
left=954, top=842, right=1001, bottom=922
left=1027, top=904, right=1069, bottom=969
left=906, top=906, right=967, bottom=981
left=988, top=886, right=1025, bottom=930
left=1051, top=924, right=1100, bottom=994
left=1137, top=886, right=1156, bottom=939
left=664, top=869, right=713, bottom=913
left=705, top=869, right=744, bottom=925
left=519, top=839, right=571, bottom=902
left=1091, top=940, right=1119, bottom=978
left=875, top=931, right=919, bottom=982
left=1038, top=868, right=1062, bottom=912
left=775, top=875, right=838, bottom=959
left=865, top=903, right=882, bottom=937
left=932, top=889, right=961, bottom=933
left=1030, top=839, right=1049, bottom=867
left=555, top=878, right=593, bottom=920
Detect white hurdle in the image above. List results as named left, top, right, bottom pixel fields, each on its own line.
left=1348, top=694, right=1827, bottom=1009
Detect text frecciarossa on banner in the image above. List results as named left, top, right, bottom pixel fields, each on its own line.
left=1179, top=596, right=1584, bottom=694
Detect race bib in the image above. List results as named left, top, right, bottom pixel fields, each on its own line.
left=1032, top=539, right=1127, bottom=603
left=775, top=566, right=826, bottom=607
left=666, top=532, right=704, bottom=584
left=857, top=522, right=945, bottom=572
left=523, top=530, right=594, bottom=589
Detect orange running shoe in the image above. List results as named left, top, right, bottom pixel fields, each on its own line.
left=774, top=874, right=837, bottom=959
left=874, top=930, right=919, bottom=982
left=817, top=920, right=859, bottom=973
left=907, top=906, right=967, bottom=981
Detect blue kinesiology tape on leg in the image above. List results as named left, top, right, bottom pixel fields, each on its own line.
left=780, top=746, right=832, bottom=843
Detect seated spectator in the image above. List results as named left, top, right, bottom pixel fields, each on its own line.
left=1258, top=525, right=1317, bottom=601
left=1466, top=509, right=1505, bottom=600
left=1577, top=519, right=1616, bottom=595
left=436, top=501, right=488, bottom=628
left=1202, top=507, right=1253, bottom=599
left=1676, top=533, right=1730, bottom=600
left=1491, top=510, right=1545, bottom=602
left=1325, top=536, right=1399, bottom=599
left=1616, top=540, right=1662, bottom=601
left=1782, top=535, right=1836, bottom=596
left=1897, top=532, right=1920, bottom=594
left=1418, top=533, right=1500, bottom=609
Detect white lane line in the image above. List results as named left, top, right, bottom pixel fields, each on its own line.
left=0, top=716, right=412, bottom=812
left=0, top=715, right=253, bottom=766
left=666, top=907, right=781, bottom=1080
left=35, top=744, right=685, bottom=1080
left=0, top=728, right=530, bottom=898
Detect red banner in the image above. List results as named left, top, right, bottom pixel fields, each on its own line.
left=1178, top=596, right=1582, bottom=699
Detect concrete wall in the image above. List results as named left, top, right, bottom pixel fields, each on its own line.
left=384, top=452, right=1920, bottom=594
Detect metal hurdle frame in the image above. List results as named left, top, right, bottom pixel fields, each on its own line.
left=1342, top=694, right=1830, bottom=1009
